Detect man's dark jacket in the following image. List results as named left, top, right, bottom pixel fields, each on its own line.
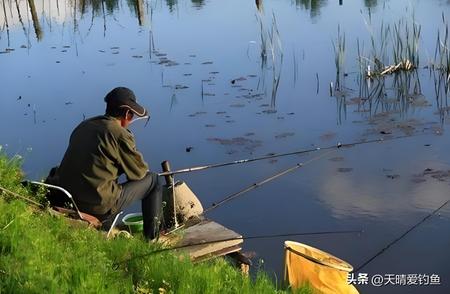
left=48, top=115, right=148, bottom=215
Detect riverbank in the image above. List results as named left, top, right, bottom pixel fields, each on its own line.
left=0, top=151, right=311, bottom=293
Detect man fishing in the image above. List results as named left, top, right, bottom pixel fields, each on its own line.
left=46, top=87, right=162, bottom=240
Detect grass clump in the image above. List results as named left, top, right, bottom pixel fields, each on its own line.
left=0, top=150, right=313, bottom=293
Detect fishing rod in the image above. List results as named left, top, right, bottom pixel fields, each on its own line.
left=158, top=134, right=421, bottom=177
left=353, top=199, right=450, bottom=273
left=203, top=150, right=335, bottom=213
left=112, top=229, right=363, bottom=269
left=0, top=185, right=43, bottom=208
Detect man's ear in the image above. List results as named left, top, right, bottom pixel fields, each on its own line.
left=126, top=109, right=133, bottom=120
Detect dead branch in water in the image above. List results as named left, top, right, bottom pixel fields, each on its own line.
left=367, top=59, right=414, bottom=78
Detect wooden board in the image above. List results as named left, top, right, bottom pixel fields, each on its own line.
left=161, top=219, right=243, bottom=262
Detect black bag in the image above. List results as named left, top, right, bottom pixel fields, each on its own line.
left=44, top=166, right=70, bottom=207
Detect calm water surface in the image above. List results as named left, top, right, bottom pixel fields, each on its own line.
left=1, top=0, right=450, bottom=293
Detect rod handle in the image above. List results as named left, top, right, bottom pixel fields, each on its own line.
left=161, top=160, right=174, bottom=186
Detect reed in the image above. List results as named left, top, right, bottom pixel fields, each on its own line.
left=2, top=0, right=10, bottom=46
left=357, top=11, right=420, bottom=78
left=433, top=13, right=450, bottom=73
left=432, top=67, right=450, bottom=124
left=256, top=11, right=283, bottom=107
left=332, top=24, right=345, bottom=90
left=391, top=17, right=421, bottom=67
left=256, top=13, right=268, bottom=68
left=269, top=13, right=283, bottom=106
left=293, top=48, right=299, bottom=85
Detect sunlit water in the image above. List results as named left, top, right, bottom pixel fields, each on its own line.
left=1, top=0, right=450, bottom=292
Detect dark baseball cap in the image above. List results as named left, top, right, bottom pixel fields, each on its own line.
left=104, top=87, right=148, bottom=117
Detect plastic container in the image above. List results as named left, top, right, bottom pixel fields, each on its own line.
left=122, top=213, right=144, bottom=233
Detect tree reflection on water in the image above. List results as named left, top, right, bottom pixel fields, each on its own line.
left=293, top=0, right=328, bottom=18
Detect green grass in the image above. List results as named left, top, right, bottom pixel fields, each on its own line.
left=0, top=150, right=313, bottom=293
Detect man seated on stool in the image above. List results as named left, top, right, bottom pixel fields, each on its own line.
left=47, top=87, right=162, bottom=239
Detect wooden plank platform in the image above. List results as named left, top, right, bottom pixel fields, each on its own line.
left=161, top=219, right=243, bottom=262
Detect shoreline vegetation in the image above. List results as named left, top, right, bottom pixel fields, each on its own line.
left=0, top=150, right=312, bottom=293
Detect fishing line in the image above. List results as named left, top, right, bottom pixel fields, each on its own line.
left=158, top=133, right=424, bottom=177
left=203, top=149, right=336, bottom=213
left=353, top=199, right=450, bottom=273
left=112, top=229, right=363, bottom=270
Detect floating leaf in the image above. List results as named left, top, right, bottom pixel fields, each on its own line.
left=337, top=168, right=353, bottom=173
left=275, top=132, right=295, bottom=139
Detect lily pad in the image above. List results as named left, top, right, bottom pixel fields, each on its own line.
left=275, top=132, right=295, bottom=139
left=329, top=157, right=344, bottom=162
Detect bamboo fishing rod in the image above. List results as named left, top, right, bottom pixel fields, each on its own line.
left=353, top=199, right=450, bottom=273
left=203, top=149, right=335, bottom=213
left=158, top=134, right=421, bottom=177
left=112, top=229, right=363, bottom=269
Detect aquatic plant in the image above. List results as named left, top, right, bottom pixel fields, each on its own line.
left=433, top=13, right=450, bottom=74
left=269, top=13, right=283, bottom=107
left=432, top=66, right=450, bottom=124
left=293, top=48, right=299, bottom=85
left=332, top=24, right=345, bottom=90
left=357, top=10, right=420, bottom=78
left=256, top=11, right=284, bottom=107
left=389, top=17, right=421, bottom=71
left=256, top=13, right=268, bottom=68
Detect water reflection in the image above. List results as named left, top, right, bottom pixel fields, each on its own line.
left=255, top=0, right=263, bottom=11
left=165, top=0, right=177, bottom=12
left=293, top=0, right=328, bottom=18
left=334, top=69, right=436, bottom=135
left=1, top=0, right=44, bottom=44
left=320, top=162, right=450, bottom=219
left=433, top=70, right=450, bottom=125
left=28, top=0, right=43, bottom=41
left=0, top=0, right=154, bottom=43
left=129, top=0, right=145, bottom=25
left=75, top=0, right=120, bottom=14
left=165, top=0, right=206, bottom=11
left=1, top=0, right=409, bottom=43
left=363, top=0, right=378, bottom=9
left=191, top=0, right=205, bottom=9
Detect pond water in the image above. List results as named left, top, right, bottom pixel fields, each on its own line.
left=1, top=0, right=450, bottom=292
